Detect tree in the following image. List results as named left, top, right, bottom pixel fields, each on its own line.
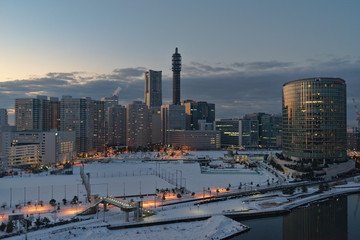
left=71, top=196, right=78, bottom=205
left=176, top=193, right=182, bottom=199
left=49, top=199, right=56, bottom=206
left=6, top=221, right=13, bottom=233
left=42, top=217, right=50, bottom=225
left=35, top=218, right=42, bottom=228
left=62, top=198, right=67, bottom=205
left=0, top=222, right=6, bottom=231
left=191, top=192, right=195, bottom=196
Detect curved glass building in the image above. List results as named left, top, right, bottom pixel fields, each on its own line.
left=282, top=77, right=346, bottom=162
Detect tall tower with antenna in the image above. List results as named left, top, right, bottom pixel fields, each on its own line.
left=172, top=47, right=182, bottom=105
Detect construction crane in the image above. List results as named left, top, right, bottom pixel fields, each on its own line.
left=352, top=98, right=360, bottom=127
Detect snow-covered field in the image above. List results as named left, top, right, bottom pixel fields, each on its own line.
left=0, top=150, right=276, bottom=207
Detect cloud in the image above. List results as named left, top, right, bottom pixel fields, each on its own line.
left=232, top=60, right=294, bottom=70
left=1, top=59, right=360, bottom=127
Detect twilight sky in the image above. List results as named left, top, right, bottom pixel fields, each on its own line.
left=1, top=0, right=360, bottom=126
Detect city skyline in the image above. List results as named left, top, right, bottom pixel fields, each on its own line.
left=1, top=1, right=360, bottom=126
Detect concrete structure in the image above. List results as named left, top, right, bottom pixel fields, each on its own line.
left=172, top=48, right=182, bottom=105
left=107, top=105, right=127, bottom=146
left=144, top=70, right=162, bottom=108
left=171, top=130, right=221, bottom=150
left=3, top=130, right=76, bottom=167
left=183, top=100, right=215, bottom=130
left=126, top=101, right=150, bottom=148
left=161, top=104, right=186, bottom=145
left=214, top=119, right=239, bottom=147
left=60, top=96, right=94, bottom=155
left=282, top=77, right=347, bottom=162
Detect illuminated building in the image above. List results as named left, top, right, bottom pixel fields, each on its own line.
left=92, top=100, right=106, bottom=152
left=4, top=130, right=76, bottom=167
left=107, top=105, right=126, bottom=146
left=101, top=94, right=119, bottom=145
left=239, top=118, right=259, bottom=148
left=171, top=130, right=221, bottom=150
left=60, top=96, right=94, bottom=154
left=282, top=77, right=346, bottom=161
left=126, top=101, right=150, bottom=148
left=182, top=100, right=215, bottom=130
left=214, top=119, right=239, bottom=147
left=161, top=104, right=186, bottom=145
left=149, top=106, right=161, bottom=144
left=15, top=96, right=60, bottom=131
left=144, top=70, right=162, bottom=108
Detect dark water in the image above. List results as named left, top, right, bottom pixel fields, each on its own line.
left=232, top=194, right=360, bottom=240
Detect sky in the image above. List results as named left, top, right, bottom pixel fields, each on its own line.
left=0, top=0, right=360, bottom=126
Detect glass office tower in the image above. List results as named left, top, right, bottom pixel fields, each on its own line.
left=282, top=77, right=346, bottom=162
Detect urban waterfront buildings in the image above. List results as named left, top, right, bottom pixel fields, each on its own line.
left=144, top=70, right=162, bottom=108
left=282, top=77, right=347, bottom=162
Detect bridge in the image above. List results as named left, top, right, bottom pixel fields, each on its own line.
left=77, top=196, right=155, bottom=222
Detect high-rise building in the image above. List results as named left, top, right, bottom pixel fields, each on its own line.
left=239, top=118, right=259, bottom=148
left=92, top=100, right=106, bottom=152
left=183, top=100, right=215, bottom=130
left=144, top=70, right=162, bottom=108
left=0, top=109, right=9, bottom=131
left=161, top=104, right=186, bottom=145
left=15, top=98, right=43, bottom=131
left=49, top=97, right=60, bottom=130
left=282, top=77, right=347, bottom=162
left=126, top=101, right=150, bottom=148
left=60, top=96, right=94, bottom=155
left=149, top=106, right=161, bottom=144
left=214, top=119, right=239, bottom=147
left=108, top=105, right=126, bottom=146
left=15, top=96, right=60, bottom=131
left=172, top=48, right=182, bottom=105
left=260, top=114, right=282, bottom=148
left=101, top=95, right=119, bottom=145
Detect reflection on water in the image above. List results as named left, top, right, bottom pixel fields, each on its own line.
left=232, top=194, right=360, bottom=240
left=283, top=197, right=347, bottom=240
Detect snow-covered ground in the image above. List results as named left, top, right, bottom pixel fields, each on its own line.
left=7, top=215, right=247, bottom=240
left=0, top=150, right=277, bottom=207
left=2, top=150, right=358, bottom=240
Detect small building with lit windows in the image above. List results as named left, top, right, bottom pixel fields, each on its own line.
left=171, top=130, right=221, bottom=150
left=1, top=130, right=76, bottom=167
left=282, top=77, right=347, bottom=162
